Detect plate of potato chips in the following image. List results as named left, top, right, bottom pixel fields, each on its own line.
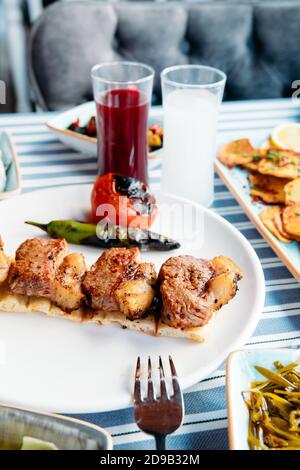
left=216, top=123, right=300, bottom=281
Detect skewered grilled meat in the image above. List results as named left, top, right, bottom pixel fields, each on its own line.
left=83, top=247, right=156, bottom=320
left=1, top=232, right=243, bottom=341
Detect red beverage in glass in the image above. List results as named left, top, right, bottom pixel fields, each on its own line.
left=96, top=88, right=149, bottom=184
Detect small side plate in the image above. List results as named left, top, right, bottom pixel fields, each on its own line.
left=47, top=101, right=97, bottom=156
left=0, top=131, right=21, bottom=199
left=226, top=348, right=300, bottom=450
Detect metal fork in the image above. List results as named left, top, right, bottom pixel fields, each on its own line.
left=134, top=356, right=184, bottom=450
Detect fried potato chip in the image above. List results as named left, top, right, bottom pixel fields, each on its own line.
left=282, top=203, right=300, bottom=239
left=249, top=173, right=289, bottom=204
left=218, top=139, right=257, bottom=168
left=284, top=178, right=300, bottom=205
left=240, top=148, right=267, bottom=171
left=259, top=206, right=293, bottom=243
left=242, top=160, right=261, bottom=171
left=258, top=149, right=300, bottom=179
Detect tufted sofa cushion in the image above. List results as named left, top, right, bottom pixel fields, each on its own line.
left=29, top=0, right=300, bottom=110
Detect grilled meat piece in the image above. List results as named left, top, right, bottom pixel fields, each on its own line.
left=83, top=247, right=156, bottom=319
left=158, top=255, right=242, bottom=329
left=8, top=238, right=68, bottom=298
left=159, top=256, right=214, bottom=329
left=7, top=238, right=86, bottom=311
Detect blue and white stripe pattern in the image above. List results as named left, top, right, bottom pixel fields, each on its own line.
left=1, top=98, right=300, bottom=450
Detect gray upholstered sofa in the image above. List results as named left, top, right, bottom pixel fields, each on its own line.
left=29, top=0, right=300, bottom=110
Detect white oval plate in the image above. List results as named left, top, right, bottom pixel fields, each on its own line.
left=0, top=185, right=264, bottom=413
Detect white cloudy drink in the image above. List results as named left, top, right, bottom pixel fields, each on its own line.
left=162, top=89, right=218, bottom=205
left=161, top=65, right=226, bottom=206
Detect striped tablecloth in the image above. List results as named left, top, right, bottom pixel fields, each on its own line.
left=1, top=98, right=300, bottom=450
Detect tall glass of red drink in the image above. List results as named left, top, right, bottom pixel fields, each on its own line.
left=91, top=62, right=154, bottom=184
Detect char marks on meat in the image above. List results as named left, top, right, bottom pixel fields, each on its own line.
left=158, top=256, right=214, bottom=329
left=8, top=238, right=68, bottom=298
left=83, top=247, right=156, bottom=319
left=6, top=238, right=241, bottom=327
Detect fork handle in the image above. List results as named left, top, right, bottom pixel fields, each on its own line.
left=154, top=433, right=166, bottom=450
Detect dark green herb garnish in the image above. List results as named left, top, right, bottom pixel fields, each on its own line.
left=269, top=150, right=282, bottom=158
left=266, top=150, right=282, bottom=165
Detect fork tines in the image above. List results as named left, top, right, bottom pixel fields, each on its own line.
left=133, top=355, right=184, bottom=448
left=134, top=355, right=181, bottom=403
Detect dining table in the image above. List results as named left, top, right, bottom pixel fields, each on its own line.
left=1, top=97, right=300, bottom=450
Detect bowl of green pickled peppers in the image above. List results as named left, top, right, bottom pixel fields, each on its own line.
left=243, top=359, right=300, bottom=450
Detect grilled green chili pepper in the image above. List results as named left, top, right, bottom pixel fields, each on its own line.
left=25, top=220, right=180, bottom=251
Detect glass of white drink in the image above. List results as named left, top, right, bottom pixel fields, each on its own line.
left=161, top=65, right=226, bottom=206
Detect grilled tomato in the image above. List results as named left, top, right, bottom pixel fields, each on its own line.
left=91, top=173, right=157, bottom=229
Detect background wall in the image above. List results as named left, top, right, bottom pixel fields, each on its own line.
left=1, top=0, right=298, bottom=114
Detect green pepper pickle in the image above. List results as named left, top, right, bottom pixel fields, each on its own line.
left=243, top=359, right=300, bottom=450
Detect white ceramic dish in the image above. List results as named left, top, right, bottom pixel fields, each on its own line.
left=226, top=348, right=300, bottom=450
left=0, top=185, right=264, bottom=413
left=0, top=131, right=21, bottom=199
left=47, top=101, right=163, bottom=158
left=47, top=102, right=97, bottom=156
